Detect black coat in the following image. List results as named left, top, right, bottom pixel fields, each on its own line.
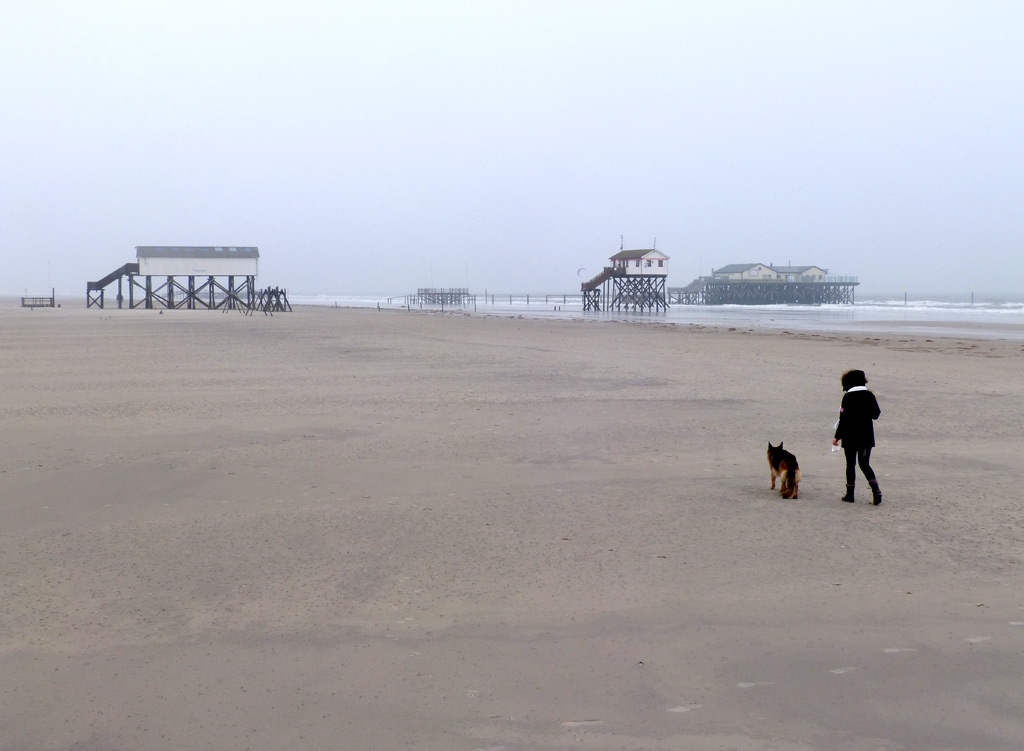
left=834, top=388, right=880, bottom=448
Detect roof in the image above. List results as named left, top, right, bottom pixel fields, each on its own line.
left=773, top=265, right=822, bottom=273
left=714, top=263, right=830, bottom=275
left=136, top=246, right=260, bottom=259
left=610, top=248, right=670, bottom=261
left=712, top=263, right=763, bottom=274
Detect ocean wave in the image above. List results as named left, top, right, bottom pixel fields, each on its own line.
left=287, top=293, right=1024, bottom=340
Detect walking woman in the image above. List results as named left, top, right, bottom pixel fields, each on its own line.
left=832, top=369, right=882, bottom=505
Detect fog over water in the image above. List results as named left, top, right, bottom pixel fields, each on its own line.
left=2, top=2, right=1021, bottom=298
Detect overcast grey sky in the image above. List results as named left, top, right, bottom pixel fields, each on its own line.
left=2, top=1, right=1021, bottom=297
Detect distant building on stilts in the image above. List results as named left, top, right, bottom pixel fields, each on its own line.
left=86, top=246, right=290, bottom=313
left=668, top=263, right=858, bottom=305
left=581, top=248, right=669, bottom=312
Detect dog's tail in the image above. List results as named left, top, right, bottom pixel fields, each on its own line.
left=779, top=459, right=799, bottom=499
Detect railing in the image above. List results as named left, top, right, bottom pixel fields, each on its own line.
left=87, top=263, right=140, bottom=291
left=21, top=289, right=56, bottom=308
left=400, top=292, right=587, bottom=308
left=482, top=294, right=584, bottom=305
left=21, top=296, right=55, bottom=308
left=711, top=275, right=859, bottom=284
left=581, top=266, right=620, bottom=290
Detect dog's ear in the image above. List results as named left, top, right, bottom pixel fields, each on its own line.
left=779, top=441, right=783, bottom=449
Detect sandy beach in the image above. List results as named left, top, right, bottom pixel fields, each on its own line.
left=2, top=302, right=1023, bottom=750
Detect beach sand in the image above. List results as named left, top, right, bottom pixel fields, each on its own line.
left=2, top=303, right=1023, bottom=750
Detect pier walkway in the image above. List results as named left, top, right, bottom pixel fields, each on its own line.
left=669, top=278, right=858, bottom=305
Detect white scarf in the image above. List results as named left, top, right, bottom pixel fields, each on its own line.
left=834, top=386, right=867, bottom=429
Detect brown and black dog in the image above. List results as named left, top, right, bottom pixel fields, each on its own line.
left=767, top=441, right=801, bottom=499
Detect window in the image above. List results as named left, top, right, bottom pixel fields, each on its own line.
left=636, top=260, right=641, bottom=267
left=645, top=260, right=652, bottom=267
left=658, top=260, right=663, bottom=267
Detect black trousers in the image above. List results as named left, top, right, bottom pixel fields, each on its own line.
left=843, top=446, right=876, bottom=485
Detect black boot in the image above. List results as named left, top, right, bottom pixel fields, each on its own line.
left=841, top=484, right=855, bottom=503
left=869, top=479, right=882, bottom=505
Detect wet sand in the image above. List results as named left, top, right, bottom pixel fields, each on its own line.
left=2, top=303, right=1023, bottom=750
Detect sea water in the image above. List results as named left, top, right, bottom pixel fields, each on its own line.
left=289, top=293, right=1024, bottom=341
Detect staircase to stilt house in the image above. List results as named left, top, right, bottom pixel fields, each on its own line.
left=86, top=262, right=139, bottom=308
left=580, top=266, right=622, bottom=291
left=88, top=263, right=139, bottom=292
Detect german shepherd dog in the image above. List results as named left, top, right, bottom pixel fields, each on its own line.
left=767, top=442, right=801, bottom=499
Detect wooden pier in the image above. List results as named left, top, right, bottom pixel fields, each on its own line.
left=21, top=289, right=56, bottom=308
left=406, top=288, right=475, bottom=307
left=669, top=277, right=858, bottom=305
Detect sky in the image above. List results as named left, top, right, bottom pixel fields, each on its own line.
left=1, top=1, right=1021, bottom=297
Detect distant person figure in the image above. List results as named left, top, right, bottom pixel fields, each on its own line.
left=832, top=369, right=882, bottom=505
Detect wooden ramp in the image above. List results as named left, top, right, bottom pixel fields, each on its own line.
left=580, top=267, right=619, bottom=291
left=86, top=263, right=140, bottom=308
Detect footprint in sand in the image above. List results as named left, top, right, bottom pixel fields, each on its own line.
left=965, top=636, right=991, bottom=644
left=561, top=720, right=602, bottom=728
left=883, top=648, right=917, bottom=653
left=830, top=667, right=857, bottom=674
left=667, top=704, right=703, bottom=713
left=736, top=682, right=774, bottom=688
